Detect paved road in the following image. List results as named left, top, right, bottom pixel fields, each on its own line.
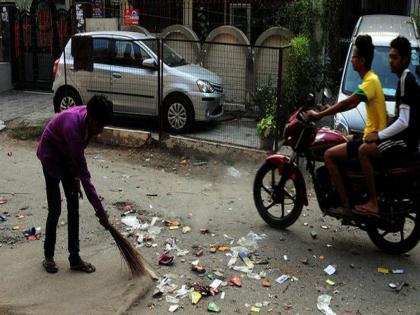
left=0, top=90, right=53, bottom=123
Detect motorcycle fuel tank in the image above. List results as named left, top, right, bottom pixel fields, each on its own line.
left=308, top=128, right=348, bottom=161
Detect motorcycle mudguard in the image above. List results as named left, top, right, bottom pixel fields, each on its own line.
left=266, top=154, right=308, bottom=206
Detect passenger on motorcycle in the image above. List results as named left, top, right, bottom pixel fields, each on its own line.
left=306, top=34, right=387, bottom=217
left=355, top=36, right=420, bottom=217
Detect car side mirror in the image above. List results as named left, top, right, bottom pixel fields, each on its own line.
left=142, top=58, right=158, bottom=70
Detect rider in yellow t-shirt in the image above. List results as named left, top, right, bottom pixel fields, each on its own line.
left=306, top=35, right=387, bottom=217
left=354, top=70, right=387, bottom=138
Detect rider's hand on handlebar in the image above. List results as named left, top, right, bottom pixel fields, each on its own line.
left=305, top=110, right=321, bottom=121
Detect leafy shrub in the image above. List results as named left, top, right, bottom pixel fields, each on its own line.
left=256, top=114, right=276, bottom=138
left=253, top=77, right=277, bottom=120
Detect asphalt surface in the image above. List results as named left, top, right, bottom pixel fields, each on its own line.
left=0, top=90, right=419, bottom=314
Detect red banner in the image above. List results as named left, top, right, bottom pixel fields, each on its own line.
left=124, top=9, right=139, bottom=25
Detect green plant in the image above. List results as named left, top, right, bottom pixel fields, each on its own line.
left=283, top=35, right=315, bottom=112
left=253, top=77, right=277, bottom=120
left=275, top=0, right=318, bottom=40
left=256, top=114, right=276, bottom=139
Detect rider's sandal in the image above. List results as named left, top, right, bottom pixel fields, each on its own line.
left=352, top=205, right=380, bottom=218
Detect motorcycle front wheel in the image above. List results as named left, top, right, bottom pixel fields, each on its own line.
left=253, top=161, right=303, bottom=229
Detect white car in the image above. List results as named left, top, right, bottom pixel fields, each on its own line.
left=52, top=31, right=224, bottom=133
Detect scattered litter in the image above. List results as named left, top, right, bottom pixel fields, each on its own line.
left=168, top=305, right=179, bottom=313
left=227, top=167, right=241, bottom=178
left=121, top=216, right=141, bottom=230
left=317, top=295, right=336, bottom=315
left=0, top=198, right=7, bottom=205
left=239, top=251, right=254, bottom=268
left=321, top=225, right=329, bottom=230
left=326, top=244, right=333, bottom=248
left=247, top=272, right=261, bottom=280
left=175, top=285, right=193, bottom=299
left=324, top=265, right=336, bottom=276
left=250, top=306, right=260, bottom=313
left=208, top=302, right=221, bottom=313
left=196, top=248, right=204, bottom=257
left=182, top=226, right=191, bottom=234
left=232, top=266, right=253, bottom=273
left=229, top=275, right=242, bottom=287
left=220, top=292, right=225, bottom=300
left=237, top=231, right=266, bottom=251
left=191, top=291, right=202, bottom=305
left=391, top=269, right=404, bottom=274
left=325, top=279, right=335, bottom=286
left=147, top=193, right=158, bottom=197
left=7, top=151, right=12, bottom=157
left=191, top=261, right=206, bottom=274
left=0, top=215, right=7, bottom=222
left=275, top=275, right=289, bottom=284
left=310, top=231, right=318, bottom=239
left=200, top=228, right=210, bottom=234
left=0, top=120, right=5, bottom=131
left=166, top=296, right=180, bottom=304
left=159, top=254, right=174, bottom=266
left=377, top=268, right=389, bottom=274
left=283, top=255, right=288, bottom=261
left=263, top=279, right=271, bottom=287
left=210, top=279, right=223, bottom=289
left=389, top=283, right=397, bottom=289
left=319, top=256, right=325, bottom=260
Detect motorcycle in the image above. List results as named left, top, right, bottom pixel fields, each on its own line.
left=253, top=95, right=420, bottom=254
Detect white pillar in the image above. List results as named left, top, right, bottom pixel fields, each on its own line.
left=183, top=0, right=192, bottom=28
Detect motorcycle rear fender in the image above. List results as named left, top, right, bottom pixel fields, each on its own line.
left=266, top=154, right=308, bottom=206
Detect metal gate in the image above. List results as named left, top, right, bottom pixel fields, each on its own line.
left=12, top=0, right=76, bottom=90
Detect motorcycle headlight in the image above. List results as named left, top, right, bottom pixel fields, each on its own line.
left=197, top=80, right=214, bottom=93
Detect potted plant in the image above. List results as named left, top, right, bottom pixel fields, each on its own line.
left=256, top=114, right=276, bottom=150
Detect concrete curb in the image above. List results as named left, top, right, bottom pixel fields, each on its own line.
left=95, top=126, right=152, bottom=147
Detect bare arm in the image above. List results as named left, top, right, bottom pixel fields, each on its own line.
left=317, top=94, right=362, bottom=119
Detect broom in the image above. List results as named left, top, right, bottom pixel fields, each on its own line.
left=107, top=224, right=147, bottom=277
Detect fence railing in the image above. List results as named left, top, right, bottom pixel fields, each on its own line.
left=60, top=35, right=288, bottom=151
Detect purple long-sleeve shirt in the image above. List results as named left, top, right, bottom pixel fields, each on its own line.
left=37, top=106, right=105, bottom=213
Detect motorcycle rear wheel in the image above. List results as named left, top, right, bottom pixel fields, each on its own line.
left=367, top=211, right=420, bottom=255
left=253, top=161, right=303, bottom=229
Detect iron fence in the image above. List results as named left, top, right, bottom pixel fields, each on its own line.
left=61, top=35, right=287, bottom=150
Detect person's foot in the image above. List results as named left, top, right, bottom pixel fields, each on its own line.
left=69, top=255, right=96, bottom=273
left=353, top=203, right=380, bottom=218
left=327, top=205, right=353, bottom=218
left=43, top=257, right=59, bottom=273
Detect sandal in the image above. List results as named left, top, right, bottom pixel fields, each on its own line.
left=70, top=259, right=96, bottom=273
left=353, top=205, right=380, bottom=218
left=43, top=258, right=59, bottom=274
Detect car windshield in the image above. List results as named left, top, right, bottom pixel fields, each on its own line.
left=343, top=45, right=420, bottom=100
left=142, top=40, right=188, bottom=67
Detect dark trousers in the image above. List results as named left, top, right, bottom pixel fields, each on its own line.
left=43, top=166, right=80, bottom=259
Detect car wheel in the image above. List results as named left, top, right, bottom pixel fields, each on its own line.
left=54, top=89, right=82, bottom=113
left=163, top=96, right=193, bottom=133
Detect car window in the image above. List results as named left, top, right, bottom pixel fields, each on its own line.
left=93, top=38, right=111, bottom=64
left=142, top=40, right=188, bottom=67
left=343, top=46, right=420, bottom=100
left=112, top=40, right=150, bottom=67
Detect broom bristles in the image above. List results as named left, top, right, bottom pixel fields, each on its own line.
left=108, top=224, right=147, bottom=277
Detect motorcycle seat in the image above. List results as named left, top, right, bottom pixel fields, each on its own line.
left=340, top=150, right=420, bottom=175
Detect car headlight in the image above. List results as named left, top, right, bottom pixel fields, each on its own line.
left=197, top=80, right=214, bottom=93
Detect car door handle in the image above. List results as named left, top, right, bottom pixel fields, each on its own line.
left=112, top=73, right=122, bottom=79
